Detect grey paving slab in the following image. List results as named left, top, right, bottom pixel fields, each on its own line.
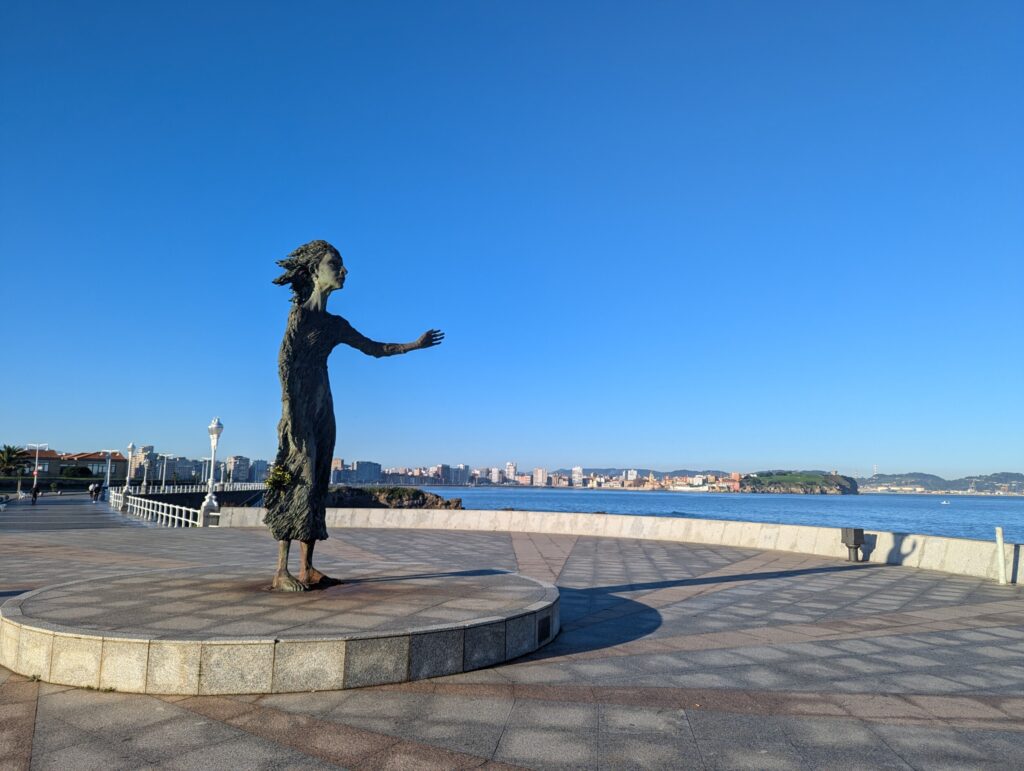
left=30, top=739, right=151, bottom=770
left=2, top=504, right=1024, bottom=768
left=495, top=725, right=599, bottom=769
left=163, top=736, right=342, bottom=771
left=15, top=564, right=548, bottom=637
left=598, top=731, right=705, bottom=770
left=25, top=716, right=95, bottom=757
left=0, top=493, right=153, bottom=532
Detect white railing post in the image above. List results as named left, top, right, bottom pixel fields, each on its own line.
left=996, top=526, right=1008, bottom=585
left=113, top=489, right=205, bottom=529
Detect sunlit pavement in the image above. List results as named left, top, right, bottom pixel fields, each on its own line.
left=2, top=495, right=1023, bottom=769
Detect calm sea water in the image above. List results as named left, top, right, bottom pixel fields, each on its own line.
left=419, top=487, right=1024, bottom=544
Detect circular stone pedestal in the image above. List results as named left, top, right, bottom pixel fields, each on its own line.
left=0, top=562, right=559, bottom=695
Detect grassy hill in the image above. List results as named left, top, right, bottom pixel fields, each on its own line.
left=741, top=471, right=858, bottom=495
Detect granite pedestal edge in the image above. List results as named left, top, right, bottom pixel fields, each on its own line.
left=0, top=573, right=559, bottom=695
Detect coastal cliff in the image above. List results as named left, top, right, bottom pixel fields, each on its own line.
left=740, top=471, right=858, bottom=495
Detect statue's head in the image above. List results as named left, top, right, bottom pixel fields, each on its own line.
left=273, top=240, right=347, bottom=304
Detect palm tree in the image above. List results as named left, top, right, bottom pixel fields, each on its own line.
left=0, top=444, right=23, bottom=476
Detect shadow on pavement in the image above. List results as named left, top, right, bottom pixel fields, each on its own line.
left=342, top=568, right=508, bottom=583
left=522, top=563, right=879, bottom=661
left=591, top=562, right=878, bottom=595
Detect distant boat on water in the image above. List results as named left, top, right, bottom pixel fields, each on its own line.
left=940, top=500, right=950, bottom=505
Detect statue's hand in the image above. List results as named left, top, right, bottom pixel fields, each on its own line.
left=417, top=329, right=444, bottom=350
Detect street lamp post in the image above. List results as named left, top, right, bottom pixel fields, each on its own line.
left=100, top=449, right=118, bottom=501
left=141, top=458, right=150, bottom=493
left=26, top=443, right=48, bottom=493
left=124, top=442, right=135, bottom=491
left=199, top=418, right=223, bottom=526
left=159, top=453, right=174, bottom=492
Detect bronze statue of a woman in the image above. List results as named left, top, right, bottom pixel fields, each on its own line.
left=266, top=239, right=443, bottom=591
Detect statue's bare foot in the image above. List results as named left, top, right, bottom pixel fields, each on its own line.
left=300, top=567, right=342, bottom=588
left=271, top=571, right=307, bottom=592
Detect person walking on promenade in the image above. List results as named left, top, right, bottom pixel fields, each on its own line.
left=31, top=485, right=39, bottom=505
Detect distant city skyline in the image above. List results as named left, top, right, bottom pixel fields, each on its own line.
left=3, top=438, right=1018, bottom=483
left=2, top=3, right=1020, bottom=479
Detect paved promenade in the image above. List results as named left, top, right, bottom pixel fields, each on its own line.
left=1, top=496, right=1023, bottom=769
left=0, top=492, right=153, bottom=532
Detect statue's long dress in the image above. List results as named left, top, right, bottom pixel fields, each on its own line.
left=264, top=305, right=391, bottom=542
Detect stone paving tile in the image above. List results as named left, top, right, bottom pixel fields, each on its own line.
left=511, top=533, right=577, bottom=585
left=34, top=689, right=177, bottom=734
left=597, top=730, right=705, bottom=769
left=598, top=703, right=687, bottom=734
left=792, top=747, right=914, bottom=770
left=831, top=694, right=932, bottom=720
left=16, top=562, right=548, bottom=641
left=123, top=714, right=247, bottom=759
left=870, top=722, right=1013, bottom=768
left=685, top=710, right=802, bottom=770
left=0, top=675, right=38, bottom=771
left=29, top=739, right=153, bottom=770
left=507, top=698, right=600, bottom=732
left=163, top=737, right=341, bottom=770
left=341, top=529, right=518, bottom=573
left=183, top=693, right=504, bottom=768
left=352, top=739, right=492, bottom=770
left=256, top=689, right=357, bottom=718
left=907, top=694, right=1009, bottom=720
left=25, top=715, right=99, bottom=758
left=494, top=726, right=599, bottom=769
left=4, top=499, right=1024, bottom=768
left=399, top=713, right=510, bottom=758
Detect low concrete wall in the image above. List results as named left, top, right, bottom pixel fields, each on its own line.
left=218, top=507, right=1023, bottom=586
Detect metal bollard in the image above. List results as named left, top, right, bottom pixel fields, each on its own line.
left=841, top=528, right=865, bottom=562
left=995, top=526, right=1008, bottom=585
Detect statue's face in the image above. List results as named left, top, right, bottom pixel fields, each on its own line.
left=314, top=251, right=347, bottom=293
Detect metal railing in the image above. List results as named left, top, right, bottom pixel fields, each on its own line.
left=150, top=484, right=206, bottom=493
left=117, top=482, right=265, bottom=495
left=121, top=493, right=204, bottom=527
left=108, top=482, right=266, bottom=528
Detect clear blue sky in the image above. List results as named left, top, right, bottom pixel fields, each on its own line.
left=1, top=1, right=1021, bottom=478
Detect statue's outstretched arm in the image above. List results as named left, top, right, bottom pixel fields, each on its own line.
left=331, top=315, right=443, bottom=358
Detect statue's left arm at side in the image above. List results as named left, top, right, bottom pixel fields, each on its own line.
left=330, top=315, right=443, bottom=358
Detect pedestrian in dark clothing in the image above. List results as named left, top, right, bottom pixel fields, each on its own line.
left=31, top=485, right=39, bottom=504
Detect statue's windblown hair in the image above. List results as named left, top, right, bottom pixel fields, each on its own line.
left=273, top=240, right=340, bottom=303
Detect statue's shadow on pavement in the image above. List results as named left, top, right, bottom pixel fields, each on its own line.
left=339, top=568, right=506, bottom=584
left=519, top=563, right=879, bottom=662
